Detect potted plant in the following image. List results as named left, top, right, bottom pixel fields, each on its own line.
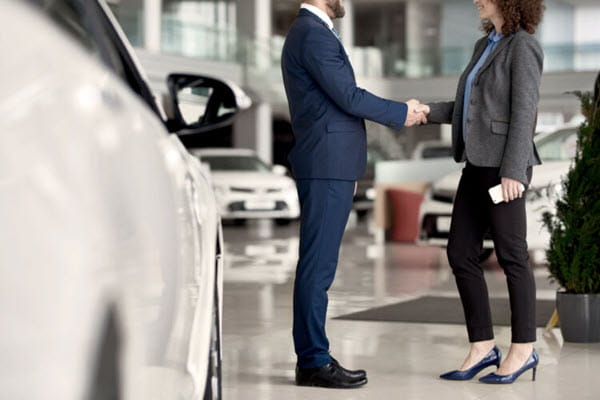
left=543, top=72, right=600, bottom=343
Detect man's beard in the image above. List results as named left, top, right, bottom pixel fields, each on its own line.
left=326, top=0, right=346, bottom=19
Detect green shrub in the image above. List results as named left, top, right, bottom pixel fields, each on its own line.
left=543, top=75, right=600, bottom=294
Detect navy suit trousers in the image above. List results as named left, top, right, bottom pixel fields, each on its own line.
left=293, top=179, right=355, bottom=368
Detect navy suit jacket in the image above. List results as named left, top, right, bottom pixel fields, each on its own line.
left=281, top=9, right=408, bottom=181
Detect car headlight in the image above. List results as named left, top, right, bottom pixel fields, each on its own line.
left=526, top=182, right=562, bottom=203
left=365, top=188, right=376, bottom=200
left=213, top=185, right=229, bottom=197
left=281, top=180, right=297, bottom=191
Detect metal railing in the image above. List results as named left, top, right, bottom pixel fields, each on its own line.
left=112, top=10, right=600, bottom=80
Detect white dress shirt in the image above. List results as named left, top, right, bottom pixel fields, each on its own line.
left=301, top=3, right=334, bottom=30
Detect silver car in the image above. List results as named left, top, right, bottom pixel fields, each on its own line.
left=0, top=1, right=248, bottom=399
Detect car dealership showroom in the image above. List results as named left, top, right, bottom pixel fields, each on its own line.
left=2, top=0, right=600, bottom=399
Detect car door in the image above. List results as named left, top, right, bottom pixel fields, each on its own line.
left=90, top=3, right=229, bottom=397
left=15, top=0, right=224, bottom=399
left=1, top=2, right=186, bottom=399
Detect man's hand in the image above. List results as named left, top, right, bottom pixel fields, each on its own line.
left=405, top=99, right=428, bottom=127
left=415, top=104, right=430, bottom=116
left=501, top=177, right=525, bottom=202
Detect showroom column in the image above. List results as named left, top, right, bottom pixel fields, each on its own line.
left=236, top=0, right=272, bottom=69
left=405, top=0, right=440, bottom=77
left=143, top=0, right=162, bottom=53
left=335, top=0, right=354, bottom=54
left=234, top=0, right=273, bottom=164
left=234, top=102, right=273, bottom=164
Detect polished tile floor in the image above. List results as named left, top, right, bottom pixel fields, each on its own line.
left=221, top=216, right=599, bottom=400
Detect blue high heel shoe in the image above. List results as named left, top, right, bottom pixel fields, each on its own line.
left=479, top=349, right=539, bottom=384
left=439, top=346, right=501, bottom=381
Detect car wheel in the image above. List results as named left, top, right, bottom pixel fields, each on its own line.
left=203, top=274, right=222, bottom=400
left=275, top=218, right=291, bottom=226
left=479, top=249, right=494, bottom=263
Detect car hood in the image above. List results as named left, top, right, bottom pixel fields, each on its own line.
left=210, top=172, right=295, bottom=188
left=528, top=160, right=572, bottom=188
left=431, top=169, right=463, bottom=192
left=432, top=160, right=572, bottom=193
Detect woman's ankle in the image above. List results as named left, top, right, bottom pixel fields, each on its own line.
left=507, top=342, right=534, bottom=357
left=470, top=340, right=495, bottom=354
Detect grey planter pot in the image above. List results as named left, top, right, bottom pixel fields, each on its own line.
left=556, top=292, right=600, bottom=343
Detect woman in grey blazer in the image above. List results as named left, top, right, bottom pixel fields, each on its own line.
left=418, top=0, right=545, bottom=384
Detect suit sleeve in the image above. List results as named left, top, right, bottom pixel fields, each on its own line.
left=499, top=36, right=543, bottom=184
left=427, top=101, right=455, bottom=124
left=302, top=29, right=408, bottom=129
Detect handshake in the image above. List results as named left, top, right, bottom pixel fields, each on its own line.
left=404, top=99, right=430, bottom=127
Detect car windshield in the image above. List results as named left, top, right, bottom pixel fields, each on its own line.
left=421, top=146, right=453, bottom=159
left=535, top=128, right=577, bottom=161
left=367, top=147, right=391, bottom=166
left=200, top=155, right=271, bottom=172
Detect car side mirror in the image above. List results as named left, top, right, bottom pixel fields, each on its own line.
left=272, top=165, right=288, bottom=176
left=165, top=73, right=251, bottom=135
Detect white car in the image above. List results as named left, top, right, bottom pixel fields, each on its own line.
left=419, top=124, right=578, bottom=261
left=192, top=148, right=300, bottom=224
left=0, top=1, right=249, bottom=399
left=411, top=140, right=453, bottom=160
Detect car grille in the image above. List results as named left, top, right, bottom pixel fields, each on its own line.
left=230, top=187, right=255, bottom=193
left=431, top=189, right=455, bottom=204
left=230, top=187, right=283, bottom=194
left=228, top=201, right=289, bottom=211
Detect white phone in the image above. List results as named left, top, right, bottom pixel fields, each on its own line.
left=488, top=183, right=526, bottom=204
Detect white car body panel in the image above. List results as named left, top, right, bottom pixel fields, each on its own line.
left=0, top=2, right=222, bottom=399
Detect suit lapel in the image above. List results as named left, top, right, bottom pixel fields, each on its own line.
left=455, top=37, right=488, bottom=112
left=464, top=37, right=489, bottom=80
left=474, top=34, right=514, bottom=84
left=298, top=9, right=334, bottom=35
left=297, top=8, right=354, bottom=77
left=300, top=9, right=346, bottom=50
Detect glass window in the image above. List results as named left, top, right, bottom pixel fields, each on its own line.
left=28, top=0, right=96, bottom=50
left=28, top=0, right=126, bottom=80
left=28, top=0, right=161, bottom=117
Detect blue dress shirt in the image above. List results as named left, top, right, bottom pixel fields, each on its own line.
left=462, top=30, right=504, bottom=141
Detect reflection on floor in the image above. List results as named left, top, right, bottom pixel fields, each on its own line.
left=222, top=217, right=600, bottom=400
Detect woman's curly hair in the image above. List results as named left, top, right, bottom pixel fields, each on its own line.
left=482, top=0, right=545, bottom=35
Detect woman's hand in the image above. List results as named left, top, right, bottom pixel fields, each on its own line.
left=501, top=177, right=525, bottom=202
left=416, top=104, right=431, bottom=116
left=405, top=99, right=428, bottom=126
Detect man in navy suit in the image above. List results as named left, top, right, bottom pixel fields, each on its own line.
left=281, top=0, right=425, bottom=389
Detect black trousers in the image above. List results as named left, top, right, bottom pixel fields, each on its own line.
left=447, top=163, right=536, bottom=343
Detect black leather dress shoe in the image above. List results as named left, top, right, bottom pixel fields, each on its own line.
left=330, top=357, right=367, bottom=380
left=296, top=363, right=368, bottom=388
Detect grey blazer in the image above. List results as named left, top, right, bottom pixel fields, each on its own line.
left=428, top=30, right=543, bottom=185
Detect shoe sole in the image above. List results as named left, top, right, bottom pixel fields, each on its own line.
left=296, top=377, right=368, bottom=389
